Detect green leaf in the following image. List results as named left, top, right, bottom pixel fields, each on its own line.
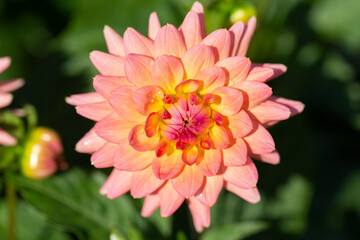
left=201, top=221, right=268, bottom=240
left=23, top=104, right=38, bottom=132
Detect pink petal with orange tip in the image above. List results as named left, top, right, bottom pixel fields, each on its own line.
left=152, top=150, right=184, bottom=180
left=124, top=54, right=154, bottom=86
left=236, top=17, right=257, bottom=57
left=159, top=181, right=185, bottom=217
left=75, top=128, right=106, bottom=153
left=123, top=27, right=154, bottom=56
left=243, top=120, right=275, bottom=154
left=229, top=21, right=245, bottom=57
left=195, top=175, right=223, bottom=207
left=154, top=24, right=186, bottom=58
left=222, top=138, right=247, bottom=166
left=100, top=169, right=132, bottom=199
left=182, top=145, right=199, bottom=165
left=148, top=12, right=161, bottom=40
left=145, top=112, right=160, bottom=138
left=190, top=2, right=206, bottom=38
left=246, top=66, right=274, bottom=82
left=182, top=45, right=216, bottom=79
left=252, top=63, right=287, bottom=80
left=65, top=92, right=104, bottom=106
left=211, top=86, right=243, bottom=116
left=227, top=110, right=253, bottom=138
left=76, top=101, right=113, bottom=121
left=132, top=85, right=164, bottom=115
left=0, top=78, right=25, bottom=92
left=209, top=125, right=230, bottom=150
left=201, top=29, right=232, bottom=61
left=0, top=92, right=13, bottom=108
left=141, top=193, right=160, bottom=217
left=269, top=96, right=305, bottom=117
left=103, top=25, right=125, bottom=56
left=175, top=79, right=200, bottom=93
left=196, top=149, right=222, bottom=176
left=216, top=56, right=251, bottom=84
left=234, top=81, right=272, bottom=108
left=225, top=182, right=260, bottom=203
left=0, top=56, right=11, bottom=73
left=130, top=165, right=164, bottom=198
left=93, top=75, right=130, bottom=99
left=152, top=55, right=184, bottom=93
left=128, top=124, right=159, bottom=151
left=195, top=66, right=226, bottom=94
left=223, top=157, right=258, bottom=189
left=114, top=143, right=153, bottom=171
left=251, top=150, right=280, bottom=165
left=0, top=128, right=17, bottom=146
left=90, top=50, right=125, bottom=76
left=171, top=164, right=204, bottom=198
left=249, top=99, right=291, bottom=125
left=188, top=197, right=210, bottom=232
left=109, top=86, right=146, bottom=122
left=179, top=11, right=204, bottom=49
left=90, top=142, right=117, bottom=168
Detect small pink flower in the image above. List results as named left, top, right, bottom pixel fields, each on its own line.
left=0, top=56, right=24, bottom=146
left=67, top=2, right=304, bottom=232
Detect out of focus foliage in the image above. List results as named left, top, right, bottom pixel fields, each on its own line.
left=0, top=0, right=359, bottom=239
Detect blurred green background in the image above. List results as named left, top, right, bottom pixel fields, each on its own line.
left=0, top=0, right=359, bottom=239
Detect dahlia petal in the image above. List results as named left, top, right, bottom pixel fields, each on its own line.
left=223, top=157, right=258, bottom=188
left=182, top=45, right=216, bottom=79
left=195, top=175, right=223, bottom=207
left=175, top=79, right=200, bottom=93
left=179, top=11, right=204, bottom=49
left=211, top=87, right=243, bottom=116
left=252, top=63, right=287, bottom=80
left=195, top=67, right=226, bottom=94
left=75, top=128, right=106, bottom=153
left=90, top=51, right=125, bottom=76
left=0, top=57, right=11, bottom=73
left=196, top=149, right=222, bottom=176
left=243, top=120, right=275, bottom=154
left=141, top=194, right=160, bottom=217
left=222, top=138, right=247, bottom=166
left=94, top=112, right=132, bottom=143
left=154, top=24, right=186, bottom=58
left=225, top=183, right=260, bottom=203
left=159, top=181, right=185, bottom=217
left=93, top=75, right=130, bottom=99
left=66, top=92, right=104, bottom=106
left=234, top=81, right=272, bottom=108
left=237, top=16, right=257, bottom=57
left=190, top=2, right=206, bottom=38
left=229, top=21, right=245, bottom=57
left=123, top=27, right=154, bottom=56
left=171, top=164, right=204, bottom=198
left=269, top=96, right=305, bottom=117
left=103, top=25, right=125, bottom=56
left=182, top=145, right=199, bottom=165
left=130, top=165, right=164, bottom=198
left=132, top=85, right=164, bottom=115
left=152, top=55, right=184, bottom=93
left=0, top=92, right=13, bottom=108
left=188, top=197, right=210, bottom=232
left=128, top=124, right=159, bottom=151
left=249, top=99, right=291, bottom=125
left=209, top=125, right=230, bottom=150
left=246, top=66, right=274, bottom=82
left=145, top=112, right=160, bottom=138
left=0, top=78, right=25, bottom=92
left=227, top=110, right=253, bottom=138
left=201, top=29, right=232, bottom=61
left=0, top=129, right=17, bottom=145
left=216, top=56, right=251, bottom=84
left=109, top=86, right=146, bottom=122
left=251, top=150, right=280, bottom=165
left=148, top=12, right=161, bottom=40
left=152, top=150, right=184, bottom=180
left=124, top=54, right=154, bottom=86
left=76, top=101, right=113, bottom=121
left=90, top=142, right=117, bottom=168
left=100, top=169, right=132, bottom=199
left=114, top=144, right=153, bottom=171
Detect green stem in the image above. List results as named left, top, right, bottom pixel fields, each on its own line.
left=6, top=181, right=16, bottom=240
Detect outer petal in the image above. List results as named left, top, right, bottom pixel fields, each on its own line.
left=0, top=93, right=13, bottom=108
left=195, top=175, right=223, bottom=207
left=236, top=17, right=257, bottom=57
left=201, top=29, right=232, bottom=61
left=182, top=45, right=216, bottom=79
left=154, top=24, right=186, bottom=58
left=251, top=150, right=280, bottom=165
left=128, top=124, right=159, bottom=151
left=114, top=144, right=153, bottom=171
left=171, top=164, right=204, bottom=198
left=75, top=128, right=106, bottom=153
left=211, top=87, right=243, bottom=116
left=195, top=66, right=227, bottom=94
left=252, top=63, right=287, bottom=80
left=0, top=129, right=17, bottom=146
left=103, top=25, right=125, bottom=56
left=152, top=150, right=184, bottom=180
left=90, top=142, right=117, bottom=168
left=249, top=100, right=291, bottom=125
left=223, top=157, right=258, bottom=189
left=93, top=75, right=130, bottom=99
left=190, top=2, right=206, bottom=38
left=269, top=96, right=305, bottom=117
left=234, top=81, right=272, bottom=108
left=243, top=120, right=275, bottom=154
left=0, top=78, right=25, bottom=92
left=148, top=12, right=161, bottom=40
left=246, top=66, right=274, bottom=82
left=179, top=11, right=204, bottom=49
left=76, top=101, right=113, bottom=121
left=123, top=27, right=154, bottom=56
left=66, top=92, right=104, bottom=106
left=188, top=197, right=210, bottom=232
left=222, top=138, right=247, bottom=166
left=100, top=169, right=132, bottom=199
left=0, top=56, right=11, bottom=73
left=225, top=183, right=260, bottom=203
left=216, top=56, right=251, bottom=85
left=124, top=54, right=154, bottom=86
left=196, top=149, right=222, bottom=176
left=130, top=165, right=164, bottom=198
left=132, top=85, right=164, bottom=115
left=141, top=194, right=160, bottom=217
left=227, top=110, right=253, bottom=138
left=90, top=51, right=125, bottom=76
left=159, top=181, right=185, bottom=217
left=229, top=21, right=245, bottom=57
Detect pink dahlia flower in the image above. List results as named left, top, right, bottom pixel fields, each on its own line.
left=0, top=56, right=24, bottom=146
left=67, top=2, right=304, bottom=232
